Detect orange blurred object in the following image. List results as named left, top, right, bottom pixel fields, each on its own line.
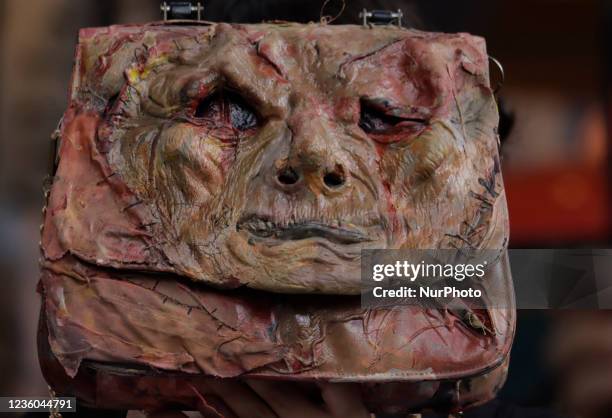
left=505, top=164, right=610, bottom=244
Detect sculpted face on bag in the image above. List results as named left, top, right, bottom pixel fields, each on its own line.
left=100, top=25, right=500, bottom=294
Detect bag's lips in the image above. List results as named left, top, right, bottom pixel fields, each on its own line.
left=236, top=215, right=375, bottom=245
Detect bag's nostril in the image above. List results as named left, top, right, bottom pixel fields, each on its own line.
left=277, top=167, right=300, bottom=185
left=323, top=170, right=345, bottom=188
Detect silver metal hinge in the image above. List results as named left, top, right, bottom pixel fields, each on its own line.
left=359, top=8, right=403, bottom=27
left=160, top=1, right=204, bottom=21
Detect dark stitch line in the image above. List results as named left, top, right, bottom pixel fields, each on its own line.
left=338, top=39, right=403, bottom=76
left=122, top=200, right=144, bottom=211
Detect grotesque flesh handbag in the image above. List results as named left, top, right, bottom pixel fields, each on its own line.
left=38, top=19, right=515, bottom=416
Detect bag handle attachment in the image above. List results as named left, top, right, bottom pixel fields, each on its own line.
left=160, top=1, right=204, bottom=21
left=359, top=9, right=403, bottom=27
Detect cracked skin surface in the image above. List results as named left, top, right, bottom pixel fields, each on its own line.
left=45, top=22, right=508, bottom=294
left=39, top=22, right=514, bottom=413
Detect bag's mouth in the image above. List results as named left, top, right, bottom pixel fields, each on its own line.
left=237, top=215, right=376, bottom=245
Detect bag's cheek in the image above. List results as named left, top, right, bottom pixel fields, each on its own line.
left=375, top=122, right=462, bottom=246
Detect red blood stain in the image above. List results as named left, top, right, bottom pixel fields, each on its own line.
left=374, top=143, right=400, bottom=237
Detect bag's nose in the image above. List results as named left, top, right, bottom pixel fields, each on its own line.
left=267, top=96, right=353, bottom=195
left=274, top=160, right=348, bottom=193
left=270, top=127, right=351, bottom=196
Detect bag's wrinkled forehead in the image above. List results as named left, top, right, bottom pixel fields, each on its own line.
left=74, top=23, right=490, bottom=109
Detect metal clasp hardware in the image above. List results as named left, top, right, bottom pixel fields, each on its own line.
left=160, top=1, right=204, bottom=21
left=488, top=56, right=505, bottom=95
left=359, top=9, right=403, bottom=27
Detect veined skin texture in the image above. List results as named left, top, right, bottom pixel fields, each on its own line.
left=38, top=23, right=514, bottom=414
left=43, top=23, right=508, bottom=295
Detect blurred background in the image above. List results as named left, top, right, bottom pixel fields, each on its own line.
left=0, top=1, right=610, bottom=417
